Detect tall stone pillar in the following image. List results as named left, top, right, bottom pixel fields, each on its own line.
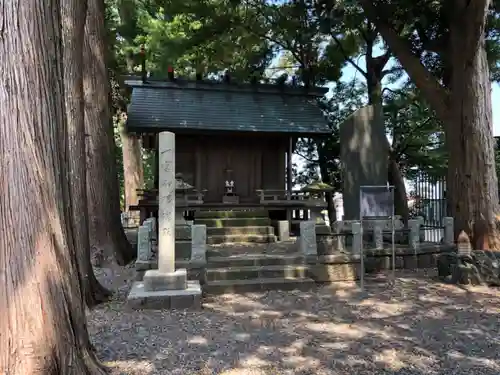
left=127, top=131, right=202, bottom=310
left=158, top=131, right=176, bottom=274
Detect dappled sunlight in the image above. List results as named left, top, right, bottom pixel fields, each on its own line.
left=88, top=269, right=500, bottom=374
left=103, top=360, right=155, bottom=373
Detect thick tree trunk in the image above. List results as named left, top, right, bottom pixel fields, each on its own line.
left=63, top=0, right=111, bottom=307
left=0, top=2, right=106, bottom=373
left=84, top=0, right=135, bottom=265
left=447, top=15, right=499, bottom=249
left=120, top=121, right=144, bottom=210
left=360, top=0, right=497, bottom=246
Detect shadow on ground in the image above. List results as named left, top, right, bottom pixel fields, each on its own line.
left=88, top=268, right=500, bottom=375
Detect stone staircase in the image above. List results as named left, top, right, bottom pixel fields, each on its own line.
left=203, top=252, right=315, bottom=295
left=194, top=210, right=277, bottom=244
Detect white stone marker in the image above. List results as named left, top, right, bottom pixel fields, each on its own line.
left=142, top=131, right=188, bottom=292
left=158, top=131, right=176, bottom=274
left=127, top=131, right=201, bottom=309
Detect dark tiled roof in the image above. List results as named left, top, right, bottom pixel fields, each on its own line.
left=125, top=80, right=331, bottom=135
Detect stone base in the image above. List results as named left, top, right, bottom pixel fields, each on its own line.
left=127, top=280, right=202, bottom=310
left=143, top=268, right=188, bottom=291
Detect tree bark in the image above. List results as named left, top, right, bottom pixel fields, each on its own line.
left=120, top=120, right=144, bottom=210
left=361, top=0, right=500, bottom=247
left=63, top=0, right=111, bottom=307
left=447, top=6, right=499, bottom=249
left=0, top=1, right=106, bottom=373
left=84, top=0, right=135, bottom=265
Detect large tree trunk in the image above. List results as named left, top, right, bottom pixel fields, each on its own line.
left=63, top=0, right=111, bottom=307
left=447, top=10, right=500, bottom=249
left=120, top=120, right=144, bottom=210
left=361, top=0, right=499, bottom=247
left=84, top=0, right=135, bottom=265
left=0, top=2, right=106, bottom=373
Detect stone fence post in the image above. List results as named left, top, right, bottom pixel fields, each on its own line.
left=191, top=224, right=207, bottom=263
left=136, top=225, right=152, bottom=262
left=444, top=217, right=454, bottom=245
left=351, top=222, right=362, bottom=254
left=408, top=219, right=421, bottom=252
left=299, top=221, right=317, bottom=256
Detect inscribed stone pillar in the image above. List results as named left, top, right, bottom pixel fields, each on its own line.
left=158, top=131, right=176, bottom=274
left=340, top=105, right=388, bottom=220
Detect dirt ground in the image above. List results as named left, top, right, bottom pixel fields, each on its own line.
left=89, top=244, right=500, bottom=375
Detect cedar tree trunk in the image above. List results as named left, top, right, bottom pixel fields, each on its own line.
left=84, top=0, right=134, bottom=265
left=361, top=0, right=500, bottom=247
left=0, top=1, right=106, bottom=373
left=120, top=120, right=144, bottom=210
left=448, top=8, right=499, bottom=249
left=62, top=0, right=111, bottom=307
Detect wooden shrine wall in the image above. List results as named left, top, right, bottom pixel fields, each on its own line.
left=175, top=134, right=287, bottom=203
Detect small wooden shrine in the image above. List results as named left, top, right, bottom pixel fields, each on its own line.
left=125, top=70, right=331, bottom=218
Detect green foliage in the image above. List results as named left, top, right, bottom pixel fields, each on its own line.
left=383, top=85, right=447, bottom=180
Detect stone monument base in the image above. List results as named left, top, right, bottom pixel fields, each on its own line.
left=127, top=268, right=202, bottom=309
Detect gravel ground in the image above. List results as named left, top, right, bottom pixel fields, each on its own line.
left=89, top=256, right=500, bottom=374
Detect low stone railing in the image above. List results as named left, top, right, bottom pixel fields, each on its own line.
left=299, top=217, right=455, bottom=256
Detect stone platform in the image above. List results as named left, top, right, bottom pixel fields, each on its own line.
left=128, top=279, right=202, bottom=309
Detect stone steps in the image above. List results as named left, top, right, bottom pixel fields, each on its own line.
left=206, top=264, right=309, bottom=282
left=207, top=226, right=274, bottom=236
left=204, top=277, right=315, bottom=295
left=207, top=233, right=276, bottom=245
left=196, top=209, right=269, bottom=219
left=208, top=254, right=305, bottom=268
left=195, top=217, right=271, bottom=228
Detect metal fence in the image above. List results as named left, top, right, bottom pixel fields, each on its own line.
left=409, top=173, right=447, bottom=243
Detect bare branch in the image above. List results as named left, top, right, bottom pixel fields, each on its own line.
left=359, top=0, right=451, bottom=123
left=330, top=35, right=367, bottom=78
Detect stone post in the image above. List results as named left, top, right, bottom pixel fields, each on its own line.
left=141, top=131, right=188, bottom=292
left=299, top=221, right=317, bottom=256
left=127, top=131, right=202, bottom=310
left=277, top=220, right=290, bottom=241
left=351, top=222, right=362, bottom=254
left=332, top=221, right=345, bottom=252
left=136, top=225, right=152, bottom=262
left=158, top=132, right=176, bottom=274
left=191, top=224, right=207, bottom=263
left=373, top=220, right=384, bottom=250
left=444, top=217, right=454, bottom=245
left=408, top=219, right=420, bottom=252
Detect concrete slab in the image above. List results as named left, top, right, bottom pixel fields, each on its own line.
left=127, top=280, right=202, bottom=310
